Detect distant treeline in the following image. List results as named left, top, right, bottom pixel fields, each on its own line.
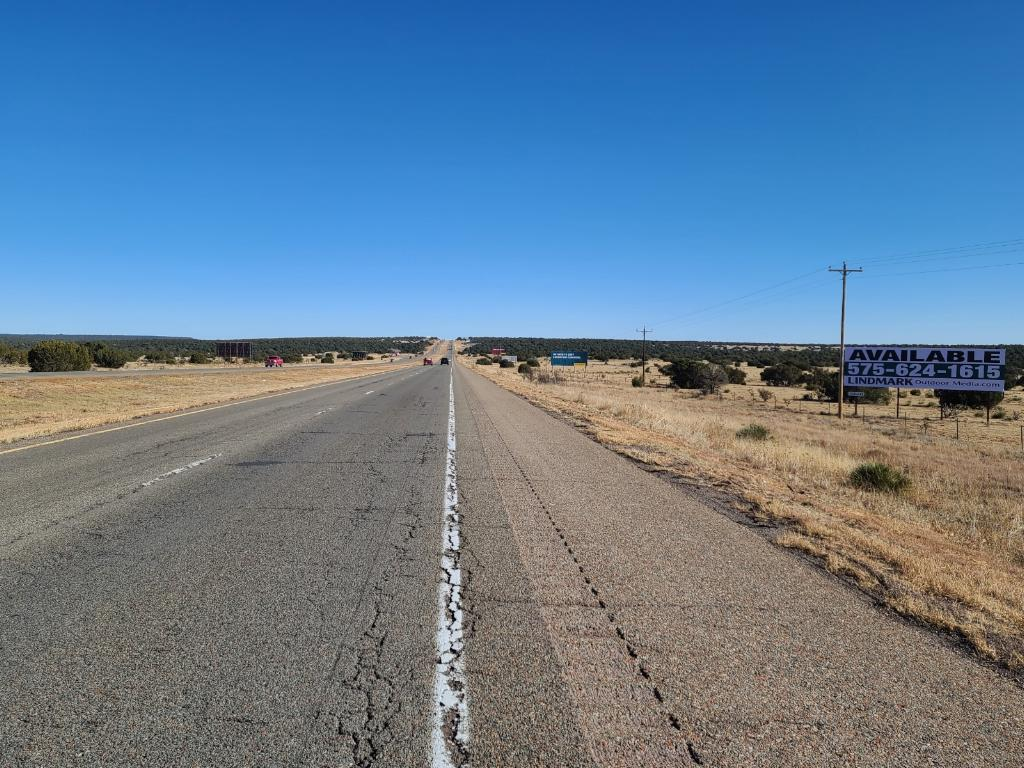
left=463, top=337, right=1024, bottom=371
left=465, top=337, right=841, bottom=367
left=0, top=335, right=432, bottom=360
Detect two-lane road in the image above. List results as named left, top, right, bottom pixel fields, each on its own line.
left=3, top=354, right=1023, bottom=767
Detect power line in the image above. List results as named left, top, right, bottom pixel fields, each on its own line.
left=859, top=238, right=1024, bottom=266
left=642, top=237, right=1022, bottom=341
left=657, top=275, right=835, bottom=334
left=860, top=260, right=1024, bottom=279
left=650, top=267, right=826, bottom=330
left=649, top=240, right=1018, bottom=335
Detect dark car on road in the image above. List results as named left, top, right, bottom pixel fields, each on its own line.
left=440, top=357, right=449, bottom=365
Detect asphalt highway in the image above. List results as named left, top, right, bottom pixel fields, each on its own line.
left=2, top=355, right=1022, bottom=767
left=1, top=364, right=449, bottom=767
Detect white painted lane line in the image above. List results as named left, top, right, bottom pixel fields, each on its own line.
left=364, top=390, right=374, bottom=395
left=139, top=454, right=221, bottom=489
left=431, top=369, right=469, bottom=767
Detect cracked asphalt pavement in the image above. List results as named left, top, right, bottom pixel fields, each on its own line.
left=2, top=355, right=1022, bottom=766
left=2, top=366, right=447, bottom=767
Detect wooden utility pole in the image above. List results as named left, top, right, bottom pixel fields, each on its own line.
left=829, top=262, right=863, bottom=420
left=636, top=326, right=651, bottom=386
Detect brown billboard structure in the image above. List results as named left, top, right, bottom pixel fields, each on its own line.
left=216, top=341, right=253, bottom=360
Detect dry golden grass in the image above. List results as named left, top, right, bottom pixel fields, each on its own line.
left=465, top=355, right=1024, bottom=672
left=0, top=360, right=416, bottom=444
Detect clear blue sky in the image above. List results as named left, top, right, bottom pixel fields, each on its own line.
left=2, top=1, right=1022, bottom=343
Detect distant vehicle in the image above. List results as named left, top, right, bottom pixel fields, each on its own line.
left=423, top=358, right=434, bottom=366
left=265, top=356, right=284, bottom=367
left=440, top=357, right=450, bottom=365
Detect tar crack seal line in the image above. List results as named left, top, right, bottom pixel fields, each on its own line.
left=139, top=454, right=221, bottom=489
left=431, top=368, right=469, bottom=767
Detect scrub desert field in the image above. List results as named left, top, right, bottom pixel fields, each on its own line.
left=0, top=350, right=448, bottom=445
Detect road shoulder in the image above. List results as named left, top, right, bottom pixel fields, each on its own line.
left=458, top=364, right=1024, bottom=767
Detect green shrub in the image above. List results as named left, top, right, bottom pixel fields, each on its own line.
left=849, top=462, right=910, bottom=494
left=321, top=353, right=335, bottom=363
left=146, top=350, right=177, bottom=364
left=631, top=375, right=644, bottom=387
left=499, top=359, right=515, bottom=368
left=736, top=424, right=770, bottom=441
left=518, top=362, right=531, bottom=374
left=189, top=352, right=211, bottom=364
left=283, top=354, right=303, bottom=364
left=526, top=358, right=540, bottom=367
left=936, top=389, right=1004, bottom=421
left=93, top=346, right=132, bottom=369
left=0, top=342, right=29, bottom=366
left=760, top=363, right=804, bottom=387
left=910, top=389, right=922, bottom=396
left=662, top=360, right=728, bottom=394
left=726, top=366, right=746, bottom=385
left=860, top=388, right=892, bottom=405
left=27, top=340, right=93, bottom=372
left=476, top=357, right=492, bottom=365
left=992, top=407, right=1007, bottom=420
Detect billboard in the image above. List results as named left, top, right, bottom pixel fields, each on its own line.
left=491, top=347, right=505, bottom=355
left=551, top=350, right=588, bottom=367
left=216, top=341, right=253, bottom=359
left=843, top=347, right=1005, bottom=392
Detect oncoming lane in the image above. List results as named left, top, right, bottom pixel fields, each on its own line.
left=0, top=363, right=453, bottom=766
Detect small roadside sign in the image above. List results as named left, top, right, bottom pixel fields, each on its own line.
left=847, top=391, right=865, bottom=398
left=551, top=351, right=588, bottom=367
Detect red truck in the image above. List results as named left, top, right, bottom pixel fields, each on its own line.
left=423, top=358, right=434, bottom=366
left=265, top=356, right=284, bottom=367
